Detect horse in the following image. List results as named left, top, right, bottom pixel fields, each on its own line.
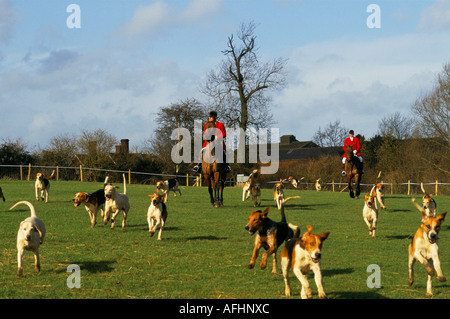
left=202, top=121, right=227, bottom=207
left=344, top=144, right=362, bottom=198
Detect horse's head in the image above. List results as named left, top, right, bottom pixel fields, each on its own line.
left=204, top=121, right=216, bottom=143
left=345, top=144, right=354, bottom=160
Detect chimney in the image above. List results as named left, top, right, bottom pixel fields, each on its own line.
left=120, top=139, right=129, bottom=155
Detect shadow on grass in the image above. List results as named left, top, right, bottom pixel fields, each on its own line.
left=58, top=260, right=117, bottom=273
left=329, top=290, right=390, bottom=299
left=322, top=268, right=355, bottom=277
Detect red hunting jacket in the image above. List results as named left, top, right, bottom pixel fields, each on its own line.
left=343, top=136, right=361, bottom=158
left=202, top=121, right=226, bottom=149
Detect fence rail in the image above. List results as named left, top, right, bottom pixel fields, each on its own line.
left=1, top=164, right=449, bottom=195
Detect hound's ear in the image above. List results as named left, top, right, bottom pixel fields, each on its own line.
left=261, top=207, right=270, bottom=218
left=302, top=225, right=313, bottom=239
left=437, top=212, right=446, bottom=223
left=320, top=232, right=330, bottom=241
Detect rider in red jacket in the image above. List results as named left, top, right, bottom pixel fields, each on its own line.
left=341, top=130, right=363, bottom=176
left=193, top=111, right=231, bottom=173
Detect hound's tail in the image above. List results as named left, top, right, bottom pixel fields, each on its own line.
left=10, top=201, right=37, bottom=218
left=280, top=196, right=300, bottom=223
left=123, top=174, right=127, bottom=195
left=103, top=174, right=112, bottom=188
left=49, top=170, right=55, bottom=179
left=411, top=198, right=425, bottom=214
left=288, top=223, right=300, bottom=238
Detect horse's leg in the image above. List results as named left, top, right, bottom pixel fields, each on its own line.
left=355, top=173, right=361, bottom=198
left=219, top=180, right=224, bottom=206
left=208, top=184, right=215, bottom=206
left=214, top=181, right=220, bottom=207
left=347, top=175, right=354, bottom=198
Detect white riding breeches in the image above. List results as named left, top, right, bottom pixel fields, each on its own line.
left=342, top=156, right=363, bottom=164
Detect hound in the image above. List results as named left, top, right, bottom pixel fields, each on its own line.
left=242, top=170, right=259, bottom=202
left=242, top=181, right=251, bottom=202
left=372, top=171, right=386, bottom=209
left=0, top=186, right=5, bottom=201
left=287, top=176, right=304, bottom=189
left=273, top=181, right=285, bottom=210
left=408, top=212, right=446, bottom=297
left=412, top=183, right=437, bottom=221
left=281, top=225, right=330, bottom=299
left=245, top=196, right=300, bottom=274
left=147, top=193, right=168, bottom=240
left=10, top=201, right=46, bottom=277
left=363, top=186, right=378, bottom=237
left=35, top=170, right=55, bottom=203
left=243, top=170, right=261, bottom=207
left=103, top=174, right=130, bottom=230
left=156, top=178, right=181, bottom=202
left=372, top=183, right=386, bottom=210
left=315, top=178, right=321, bottom=191
left=72, top=175, right=111, bottom=228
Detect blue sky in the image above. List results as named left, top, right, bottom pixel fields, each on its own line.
left=1, top=0, right=449, bottom=150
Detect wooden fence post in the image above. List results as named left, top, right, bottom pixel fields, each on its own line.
left=332, top=180, right=335, bottom=192
left=128, top=169, right=131, bottom=184
left=27, top=163, right=31, bottom=181
left=435, top=180, right=438, bottom=196
left=80, top=165, right=83, bottom=182
left=407, top=180, right=411, bottom=195
left=186, top=174, right=189, bottom=187
left=20, top=165, right=23, bottom=180
left=56, top=166, right=59, bottom=181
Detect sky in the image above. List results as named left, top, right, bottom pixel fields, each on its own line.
left=1, top=0, right=449, bottom=151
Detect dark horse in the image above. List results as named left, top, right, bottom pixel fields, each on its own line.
left=345, top=144, right=362, bottom=198
left=202, top=121, right=227, bottom=207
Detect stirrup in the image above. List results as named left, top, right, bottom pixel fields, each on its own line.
left=192, top=165, right=201, bottom=173
left=341, top=170, right=346, bottom=177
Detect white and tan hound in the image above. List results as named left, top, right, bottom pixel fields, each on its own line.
left=408, top=212, right=446, bottom=296
left=281, top=225, right=330, bottom=299
left=147, top=193, right=168, bottom=240
left=10, top=201, right=46, bottom=277
left=35, top=170, right=55, bottom=203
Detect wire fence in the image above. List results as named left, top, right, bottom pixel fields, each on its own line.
left=1, top=164, right=449, bottom=196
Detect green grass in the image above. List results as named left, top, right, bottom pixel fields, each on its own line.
left=0, top=179, right=448, bottom=299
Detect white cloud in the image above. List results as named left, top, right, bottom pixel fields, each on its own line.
left=121, top=1, right=171, bottom=36
left=121, top=0, right=223, bottom=37
left=272, top=32, right=449, bottom=141
left=418, top=0, right=450, bottom=31
left=180, top=0, right=223, bottom=21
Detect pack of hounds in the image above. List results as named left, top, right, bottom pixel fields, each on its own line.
left=1, top=170, right=446, bottom=298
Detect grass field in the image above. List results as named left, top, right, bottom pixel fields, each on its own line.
left=0, top=179, right=448, bottom=299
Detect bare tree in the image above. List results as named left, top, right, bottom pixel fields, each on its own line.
left=77, top=129, right=118, bottom=171
left=201, top=21, right=287, bottom=131
left=377, top=112, right=414, bottom=140
left=412, top=63, right=450, bottom=143
left=411, top=62, right=450, bottom=175
left=312, top=120, right=349, bottom=147
left=40, top=133, right=79, bottom=167
left=146, top=98, right=206, bottom=173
